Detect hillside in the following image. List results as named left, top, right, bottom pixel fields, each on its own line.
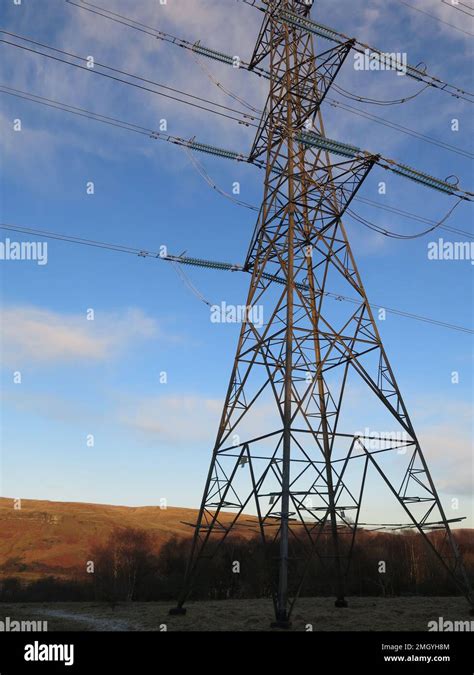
left=1, top=497, right=472, bottom=587
left=0, top=497, right=218, bottom=581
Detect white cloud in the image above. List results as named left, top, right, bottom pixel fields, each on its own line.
left=418, top=425, right=473, bottom=497
left=0, top=389, right=98, bottom=425
left=2, top=0, right=471, bottom=225
left=118, top=393, right=223, bottom=443
left=0, top=305, right=159, bottom=365
left=414, top=397, right=473, bottom=498
left=117, top=392, right=284, bottom=445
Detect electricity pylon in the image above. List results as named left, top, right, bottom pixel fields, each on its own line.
left=170, top=0, right=474, bottom=626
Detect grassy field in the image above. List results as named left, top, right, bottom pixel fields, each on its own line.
left=0, top=597, right=472, bottom=631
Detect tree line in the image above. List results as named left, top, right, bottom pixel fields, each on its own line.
left=1, top=527, right=473, bottom=602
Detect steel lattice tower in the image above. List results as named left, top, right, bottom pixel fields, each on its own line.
left=170, top=0, right=474, bottom=626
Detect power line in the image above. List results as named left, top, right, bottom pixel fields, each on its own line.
left=194, top=49, right=473, bottom=160
left=184, top=144, right=473, bottom=239
left=6, top=30, right=471, bottom=167
left=188, top=39, right=473, bottom=161
left=0, top=223, right=158, bottom=256
left=69, top=0, right=473, bottom=102
left=191, top=47, right=473, bottom=160
left=0, top=35, right=258, bottom=128
left=0, top=85, right=172, bottom=139
left=353, top=196, right=474, bottom=240
left=1, top=30, right=257, bottom=121
left=6, top=83, right=468, bottom=242
left=189, top=160, right=473, bottom=239
left=1, top=222, right=472, bottom=334
left=180, top=143, right=471, bottom=240
left=326, top=98, right=474, bottom=160
left=192, top=51, right=261, bottom=113
left=347, top=199, right=462, bottom=239
left=2, top=84, right=473, bottom=202
left=441, top=0, right=474, bottom=17
left=0, top=86, right=252, bottom=175
left=397, top=0, right=474, bottom=36
left=282, top=7, right=474, bottom=97
left=177, top=136, right=473, bottom=239
left=263, top=1, right=474, bottom=100
left=170, top=260, right=212, bottom=306
left=183, top=145, right=259, bottom=211
left=0, top=85, right=254, bottom=161
left=65, top=0, right=269, bottom=76
left=332, top=82, right=431, bottom=107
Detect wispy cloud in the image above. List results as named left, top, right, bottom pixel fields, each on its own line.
left=118, top=393, right=223, bottom=444
left=0, top=305, right=160, bottom=365
left=116, top=391, right=285, bottom=446
left=414, top=397, right=473, bottom=498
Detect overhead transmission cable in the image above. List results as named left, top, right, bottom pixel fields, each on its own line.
left=68, top=0, right=473, bottom=102
left=186, top=158, right=470, bottom=240
left=1, top=222, right=472, bottom=334
left=179, top=141, right=468, bottom=239
left=0, top=86, right=252, bottom=166
left=0, top=33, right=258, bottom=127
left=65, top=0, right=269, bottom=76
left=0, top=30, right=256, bottom=120
left=332, top=82, right=431, bottom=106
left=346, top=199, right=463, bottom=240
left=1, top=10, right=470, bottom=325
left=235, top=0, right=474, bottom=101
left=170, top=259, right=212, bottom=306
left=353, top=196, right=473, bottom=240
left=5, top=30, right=471, bottom=163
left=63, top=1, right=474, bottom=160
left=2, top=84, right=473, bottom=205
left=0, top=85, right=179, bottom=140
left=191, top=52, right=261, bottom=114
left=181, top=142, right=471, bottom=239
left=326, top=98, right=473, bottom=160
left=441, top=0, right=474, bottom=17
left=4, top=83, right=469, bottom=242
left=183, top=144, right=258, bottom=211
left=189, top=45, right=472, bottom=160
left=397, top=0, right=474, bottom=36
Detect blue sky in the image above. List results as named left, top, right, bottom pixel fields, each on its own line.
left=0, top=0, right=472, bottom=527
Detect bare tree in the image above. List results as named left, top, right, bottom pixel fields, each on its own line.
left=91, top=528, right=158, bottom=603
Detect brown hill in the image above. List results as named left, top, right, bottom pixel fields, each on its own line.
left=1, top=497, right=472, bottom=585
left=0, top=497, right=247, bottom=581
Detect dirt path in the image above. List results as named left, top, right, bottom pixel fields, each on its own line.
left=1, top=597, right=471, bottom=631
left=34, top=608, right=135, bottom=631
